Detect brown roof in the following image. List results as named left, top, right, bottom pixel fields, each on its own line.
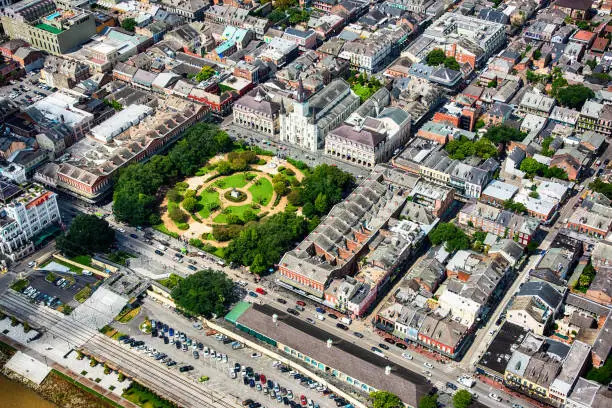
left=555, top=0, right=593, bottom=10
left=592, top=37, right=609, bottom=52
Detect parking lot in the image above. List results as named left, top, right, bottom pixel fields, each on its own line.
left=21, top=269, right=99, bottom=306
left=0, top=71, right=54, bottom=105
left=110, top=298, right=338, bottom=408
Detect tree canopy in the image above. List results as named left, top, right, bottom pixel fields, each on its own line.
left=195, top=66, right=216, bottom=82
left=519, top=157, right=568, bottom=180
left=418, top=394, right=438, bottom=408
left=453, top=390, right=473, bottom=408
left=113, top=123, right=232, bottom=226
left=426, top=49, right=446, bottom=66
left=121, top=18, right=136, bottom=32
left=484, top=125, right=526, bottom=145
left=224, top=212, right=308, bottom=274
left=171, top=270, right=234, bottom=317
left=370, top=391, right=402, bottom=408
left=589, top=178, right=612, bottom=200
left=56, top=214, right=115, bottom=256
left=298, top=164, right=355, bottom=217
left=429, top=223, right=470, bottom=252
left=445, top=137, right=498, bottom=160
left=556, top=85, right=595, bottom=109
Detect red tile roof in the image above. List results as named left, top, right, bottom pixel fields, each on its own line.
left=572, top=30, right=596, bottom=42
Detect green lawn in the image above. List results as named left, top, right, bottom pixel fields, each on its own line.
left=153, top=223, right=179, bottom=239
left=248, top=178, right=273, bottom=205
left=74, top=286, right=92, bottom=303
left=213, top=205, right=260, bottom=223
left=351, top=83, right=382, bottom=103
left=71, top=255, right=92, bottom=267
left=197, top=190, right=220, bottom=219
left=122, top=382, right=176, bottom=408
left=157, top=274, right=183, bottom=290
left=214, top=173, right=250, bottom=189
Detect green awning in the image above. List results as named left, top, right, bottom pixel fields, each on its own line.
left=225, top=301, right=251, bottom=324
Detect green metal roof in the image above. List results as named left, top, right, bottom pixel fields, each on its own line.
left=36, top=23, right=63, bottom=34
left=225, top=301, right=251, bottom=324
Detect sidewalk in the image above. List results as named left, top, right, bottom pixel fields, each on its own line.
left=476, top=374, right=550, bottom=408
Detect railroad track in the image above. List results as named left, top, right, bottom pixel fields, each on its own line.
left=0, top=291, right=240, bottom=408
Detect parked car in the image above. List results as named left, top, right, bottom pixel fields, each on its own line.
left=179, top=365, right=194, bottom=372
left=335, top=323, right=348, bottom=330
left=255, top=287, right=266, bottom=295
left=384, top=337, right=396, bottom=344
left=489, top=393, right=502, bottom=402
left=353, top=332, right=364, bottom=338
left=446, top=382, right=458, bottom=391
left=248, top=291, right=259, bottom=298
left=379, top=343, right=389, bottom=350
left=277, top=298, right=287, bottom=304
left=395, top=342, right=407, bottom=350
left=423, top=362, right=434, bottom=369
left=327, top=314, right=338, bottom=319
left=296, top=300, right=306, bottom=306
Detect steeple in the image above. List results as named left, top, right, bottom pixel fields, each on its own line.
left=297, top=77, right=305, bottom=103
left=279, top=98, right=286, bottom=114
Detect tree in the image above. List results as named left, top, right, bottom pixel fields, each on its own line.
left=429, top=223, right=470, bottom=252
left=586, top=59, right=598, bottom=70
left=268, top=8, right=287, bottom=23
left=287, top=189, right=303, bottom=206
left=171, top=270, right=234, bottom=317
left=370, top=390, right=402, bottom=408
left=182, top=197, right=198, bottom=213
left=121, top=18, right=136, bottom=32
left=300, top=164, right=354, bottom=214
left=556, top=85, right=595, bottom=109
left=589, top=178, right=612, bottom=200
left=224, top=212, right=308, bottom=274
left=273, top=181, right=289, bottom=196
left=195, top=66, right=215, bottom=82
left=443, top=57, right=460, bottom=71
left=453, top=390, right=472, bottom=408
left=520, top=157, right=543, bottom=176
left=242, top=209, right=258, bottom=223
left=418, top=394, right=438, bottom=408
left=487, top=79, right=498, bottom=88
left=314, top=193, right=329, bottom=214
left=485, top=125, right=526, bottom=145
left=533, top=49, right=541, bottom=60
left=217, top=160, right=232, bottom=175
left=167, top=188, right=182, bottom=203
left=169, top=206, right=187, bottom=223
left=426, top=49, right=446, bottom=66
left=56, top=214, right=115, bottom=256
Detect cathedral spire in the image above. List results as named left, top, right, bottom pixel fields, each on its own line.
left=297, top=77, right=305, bottom=103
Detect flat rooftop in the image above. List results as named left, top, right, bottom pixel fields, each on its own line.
left=478, top=321, right=528, bottom=377
left=230, top=303, right=431, bottom=406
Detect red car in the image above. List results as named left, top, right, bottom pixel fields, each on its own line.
left=255, top=287, right=266, bottom=295
left=300, top=395, right=307, bottom=406
left=260, top=374, right=266, bottom=385
left=296, top=300, right=306, bottom=306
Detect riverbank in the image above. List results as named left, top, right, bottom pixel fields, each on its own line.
left=0, top=339, right=119, bottom=408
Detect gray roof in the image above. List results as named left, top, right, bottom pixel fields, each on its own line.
left=329, top=125, right=386, bottom=147
left=592, top=313, right=612, bottom=363
left=517, top=281, right=563, bottom=311
left=234, top=303, right=431, bottom=406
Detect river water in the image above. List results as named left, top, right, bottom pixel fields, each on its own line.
left=0, top=374, right=56, bottom=408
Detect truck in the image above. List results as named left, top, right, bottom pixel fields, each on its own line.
left=340, top=317, right=352, bottom=325
left=458, top=376, right=475, bottom=388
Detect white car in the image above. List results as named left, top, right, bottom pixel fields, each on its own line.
left=251, top=352, right=261, bottom=358
left=423, top=362, right=434, bottom=369
left=27, top=261, right=36, bottom=268
left=489, top=393, right=502, bottom=402
left=118, top=228, right=126, bottom=233
left=402, top=352, right=413, bottom=360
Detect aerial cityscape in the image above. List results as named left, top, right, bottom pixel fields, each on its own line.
left=0, top=0, right=610, bottom=407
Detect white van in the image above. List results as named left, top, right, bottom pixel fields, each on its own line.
left=317, top=314, right=325, bottom=321
left=340, top=317, right=352, bottom=325
left=158, top=245, right=167, bottom=251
